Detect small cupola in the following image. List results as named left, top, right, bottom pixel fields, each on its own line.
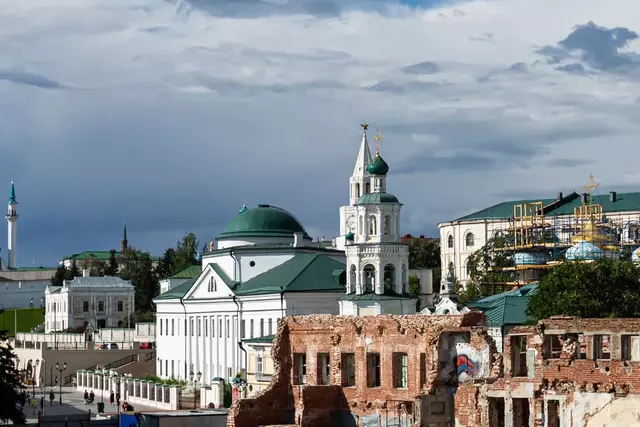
left=367, top=152, right=389, bottom=176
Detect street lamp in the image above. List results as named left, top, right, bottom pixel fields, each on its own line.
left=111, top=372, right=121, bottom=415
left=123, top=373, right=132, bottom=401
left=97, top=367, right=109, bottom=412
left=189, top=371, right=202, bottom=409
left=55, top=362, right=66, bottom=405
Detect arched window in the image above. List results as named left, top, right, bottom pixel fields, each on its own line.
left=363, top=264, right=376, bottom=293
left=384, top=216, right=391, bottom=235
left=465, top=232, right=475, bottom=247
left=383, top=264, right=396, bottom=291
left=369, top=216, right=377, bottom=235
left=365, top=182, right=371, bottom=194
left=355, top=183, right=360, bottom=199
left=208, top=277, right=216, bottom=292
left=447, top=235, right=454, bottom=248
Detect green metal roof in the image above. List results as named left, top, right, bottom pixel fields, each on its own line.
left=234, top=254, right=346, bottom=296
left=218, top=204, right=312, bottom=240
left=209, top=263, right=234, bottom=288
left=154, top=277, right=198, bottom=300
left=357, top=192, right=400, bottom=205
left=367, top=153, right=389, bottom=175
left=63, top=250, right=159, bottom=262
left=469, top=283, right=538, bottom=326
left=243, top=334, right=275, bottom=345
left=454, top=191, right=640, bottom=221
left=170, top=265, right=201, bottom=279
left=339, top=290, right=415, bottom=301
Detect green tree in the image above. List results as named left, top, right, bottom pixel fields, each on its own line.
left=0, top=330, right=26, bottom=424
left=173, top=233, right=199, bottom=274
left=466, top=235, right=514, bottom=294
left=105, top=249, right=118, bottom=276
left=50, top=264, right=67, bottom=286
left=156, top=248, right=176, bottom=279
left=527, top=259, right=640, bottom=320
left=119, top=247, right=158, bottom=313
left=89, top=260, right=106, bottom=276
left=65, top=259, right=81, bottom=280
left=407, top=238, right=441, bottom=292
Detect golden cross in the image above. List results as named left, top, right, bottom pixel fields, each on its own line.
left=584, top=173, right=599, bottom=195
left=374, top=128, right=382, bottom=153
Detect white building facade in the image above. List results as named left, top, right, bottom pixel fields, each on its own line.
left=44, top=274, right=135, bottom=332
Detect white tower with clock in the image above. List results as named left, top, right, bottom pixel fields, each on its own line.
left=338, top=125, right=416, bottom=316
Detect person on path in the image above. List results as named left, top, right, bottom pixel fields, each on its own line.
left=110, top=391, right=115, bottom=406
left=49, top=391, right=54, bottom=407
left=84, top=390, right=89, bottom=405
left=89, top=390, right=95, bottom=404
left=116, top=392, right=120, bottom=408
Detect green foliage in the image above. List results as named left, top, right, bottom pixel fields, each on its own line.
left=156, top=248, right=176, bottom=279
left=172, top=233, right=199, bottom=274
left=119, top=247, right=158, bottom=312
left=527, top=259, right=640, bottom=320
left=139, top=375, right=186, bottom=386
left=407, top=238, right=441, bottom=291
left=50, top=264, right=67, bottom=286
left=0, top=330, right=26, bottom=424
left=466, top=235, right=514, bottom=288
left=66, top=259, right=81, bottom=280
left=105, top=250, right=118, bottom=276
left=88, top=260, right=106, bottom=276
left=0, top=308, right=45, bottom=337
left=456, top=280, right=482, bottom=304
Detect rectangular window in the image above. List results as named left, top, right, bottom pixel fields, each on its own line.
left=98, top=301, right=104, bottom=312
left=226, top=319, right=230, bottom=338
left=393, top=353, right=408, bottom=388
left=219, top=319, right=222, bottom=338
left=341, top=353, right=356, bottom=387
left=205, top=318, right=208, bottom=337
left=317, top=353, right=330, bottom=385
left=190, top=319, right=194, bottom=337
left=83, top=301, right=89, bottom=312
left=159, top=358, right=163, bottom=376
left=171, top=319, right=175, bottom=336
left=165, top=360, right=168, bottom=376
left=256, top=353, right=263, bottom=374
left=293, top=353, right=307, bottom=385
left=250, top=319, right=254, bottom=339
left=165, top=319, right=168, bottom=336
left=160, top=318, right=163, bottom=335
left=241, top=320, right=246, bottom=339
left=366, top=353, right=381, bottom=387
left=594, top=334, right=611, bottom=359
left=198, top=318, right=201, bottom=336
left=268, top=319, right=273, bottom=336
left=117, top=301, right=123, bottom=312
left=622, top=335, right=640, bottom=361
left=171, top=360, right=175, bottom=377
left=211, top=319, right=215, bottom=337
left=260, top=319, right=264, bottom=337
left=511, top=335, right=528, bottom=377
left=227, top=367, right=232, bottom=379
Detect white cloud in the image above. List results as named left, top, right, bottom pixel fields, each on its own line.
left=2, top=0, right=640, bottom=262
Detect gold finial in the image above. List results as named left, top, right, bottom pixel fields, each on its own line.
left=584, top=173, right=599, bottom=201
left=374, top=128, right=382, bottom=154
left=361, top=122, right=369, bottom=131
left=209, top=240, right=215, bottom=251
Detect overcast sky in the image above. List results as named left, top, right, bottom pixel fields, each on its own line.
left=2, top=0, right=640, bottom=266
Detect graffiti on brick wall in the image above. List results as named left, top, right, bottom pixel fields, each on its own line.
left=438, top=333, right=490, bottom=383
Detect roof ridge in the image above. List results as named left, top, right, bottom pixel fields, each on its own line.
left=282, top=253, right=319, bottom=290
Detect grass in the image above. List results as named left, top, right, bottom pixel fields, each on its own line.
left=0, top=308, right=45, bottom=337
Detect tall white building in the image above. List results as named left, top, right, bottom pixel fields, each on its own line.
left=6, top=178, right=18, bottom=269
left=338, top=124, right=415, bottom=315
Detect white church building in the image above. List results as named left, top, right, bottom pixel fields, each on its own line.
left=153, top=124, right=418, bottom=385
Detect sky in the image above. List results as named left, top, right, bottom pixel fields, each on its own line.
left=2, top=0, right=640, bottom=266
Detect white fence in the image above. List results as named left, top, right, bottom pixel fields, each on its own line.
left=15, top=324, right=156, bottom=350
left=201, top=380, right=225, bottom=409
left=76, top=370, right=180, bottom=410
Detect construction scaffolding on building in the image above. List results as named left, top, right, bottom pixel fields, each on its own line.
left=481, top=175, right=640, bottom=293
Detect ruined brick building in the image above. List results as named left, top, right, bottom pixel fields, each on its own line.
left=227, top=315, right=640, bottom=427
left=226, top=313, right=496, bottom=427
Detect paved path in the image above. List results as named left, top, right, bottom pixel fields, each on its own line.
left=23, top=387, right=158, bottom=422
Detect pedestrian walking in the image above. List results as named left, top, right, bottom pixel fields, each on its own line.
left=110, top=391, right=115, bottom=406
left=116, top=392, right=120, bottom=408
left=49, top=391, right=54, bottom=406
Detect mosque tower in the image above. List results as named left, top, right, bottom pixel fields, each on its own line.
left=6, top=177, right=18, bottom=269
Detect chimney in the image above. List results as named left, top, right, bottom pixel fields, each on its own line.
left=581, top=193, right=588, bottom=204
left=610, top=191, right=617, bottom=202
left=557, top=192, right=563, bottom=201
left=82, top=268, right=90, bottom=277
left=293, top=232, right=306, bottom=248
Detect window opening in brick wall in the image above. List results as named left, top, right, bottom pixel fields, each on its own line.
left=544, top=335, right=563, bottom=359
left=293, top=353, right=307, bottom=385
left=513, top=398, right=530, bottom=427
left=341, top=353, right=356, bottom=387
left=594, top=334, right=611, bottom=359
left=317, top=353, right=330, bottom=385
left=622, top=334, right=640, bottom=361
left=419, top=353, right=426, bottom=388
left=366, top=353, right=381, bottom=387
left=488, top=397, right=505, bottom=427
left=393, top=353, right=408, bottom=388
left=546, top=400, right=560, bottom=427
left=578, top=334, right=587, bottom=359
left=511, top=335, right=528, bottom=377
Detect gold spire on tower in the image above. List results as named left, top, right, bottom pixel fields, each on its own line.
left=374, top=128, right=382, bottom=155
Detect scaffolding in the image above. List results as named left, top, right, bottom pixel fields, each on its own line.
left=480, top=175, right=640, bottom=291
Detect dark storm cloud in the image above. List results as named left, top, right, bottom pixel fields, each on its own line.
left=401, top=61, right=441, bottom=75
left=536, top=21, right=640, bottom=73
left=507, top=62, right=528, bottom=73
left=364, top=80, right=445, bottom=93
left=555, top=63, right=587, bottom=75
left=0, top=69, right=65, bottom=89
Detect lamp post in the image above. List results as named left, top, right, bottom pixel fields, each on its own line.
left=98, top=367, right=109, bottom=412
left=123, top=373, right=132, bottom=401
left=111, top=372, right=121, bottom=415
left=41, top=359, right=46, bottom=416
left=189, top=371, right=202, bottom=409
left=55, top=362, right=66, bottom=404
left=32, top=359, right=39, bottom=397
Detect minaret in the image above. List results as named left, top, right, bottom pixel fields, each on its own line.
left=6, top=177, right=18, bottom=269
left=121, top=223, right=128, bottom=252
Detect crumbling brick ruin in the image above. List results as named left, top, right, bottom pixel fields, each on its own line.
left=227, top=312, right=495, bottom=427
left=460, top=316, right=640, bottom=427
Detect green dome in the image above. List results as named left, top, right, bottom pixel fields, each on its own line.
left=357, top=192, right=401, bottom=205
left=218, top=204, right=312, bottom=240
left=366, top=152, right=389, bottom=175
left=345, top=232, right=355, bottom=241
